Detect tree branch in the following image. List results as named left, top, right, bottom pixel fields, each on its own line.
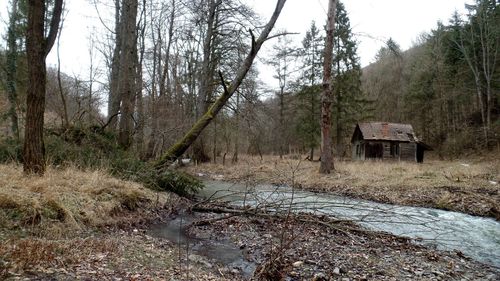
left=44, top=0, right=64, bottom=57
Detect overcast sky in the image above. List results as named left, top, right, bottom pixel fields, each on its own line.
left=0, top=0, right=469, bottom=87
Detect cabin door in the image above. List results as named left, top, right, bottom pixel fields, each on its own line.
left=365, top=142, right=383, bottom=159
left=416, top=144, right=424, bottom=163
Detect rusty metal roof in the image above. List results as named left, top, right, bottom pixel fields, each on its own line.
left=357, top=122, right=418, bottom=142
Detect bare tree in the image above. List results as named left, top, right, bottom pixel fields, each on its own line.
left=319, top=0, right=337, bottom=174
left=23, top=0, right=64, bottom=175
left=5, top=0, right=21, bottom=142
left=268, top=35, right=296, bottom=159
left=154, top=0, right=287, bottom=167
left=117, top=0, right=138, bottom=149
left=107, top=0, right=122, bottom=130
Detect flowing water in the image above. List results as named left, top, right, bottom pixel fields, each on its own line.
left=198, top=180, right=500, bottom=268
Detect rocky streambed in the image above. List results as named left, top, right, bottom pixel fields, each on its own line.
left=148, top=210, right=499, bottom=280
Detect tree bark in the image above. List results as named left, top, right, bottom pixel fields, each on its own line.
left=134, top=0, right=147, bottom=152
left=57, top=18, right=70, bottom=129
left=108, top=0, right=122, bottom=131
left=154, top=0, right=287, bottom=168
left=24, top=0, right=63, bottom=175
left=117, top=0, right=138, bottom=149
left=192, top=0, right=219, bottom=163
left=319, top=0, right=337, bottom=174
left=6, top=0, right=20, bottom=141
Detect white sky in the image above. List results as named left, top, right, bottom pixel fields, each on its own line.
left=0, top=0, right=469, bottom=88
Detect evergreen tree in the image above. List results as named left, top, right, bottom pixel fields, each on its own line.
left=295, top=21, right=323, bottom=160
left=332, top=1, right=364, bottom=157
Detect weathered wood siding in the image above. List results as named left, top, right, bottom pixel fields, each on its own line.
left=383, top=142, right=392, bottom=160
left=400, top=142, right=416, bottom=161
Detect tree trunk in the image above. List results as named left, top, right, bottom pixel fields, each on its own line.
left=117, top=0, right=138, bottom=149
left=279, top=87, right=284, bottom=159
left=24, top=0, right=63, bottom=175
left=135, top=0, right=147, bottom=152
left=144, top=19, right=159, bottom=159
left=319, top=0, right=337, bottom=174
left=232, top=90, right=240, bottom=163
left=6, top=0, right=20, bottom=141
left=57, top=21, right=70, bottom=129
left=155, top=0, right=287, bottom=168
left=108, top=0, right=122, bottom=131
left=193, top=0, right=219, bottom=163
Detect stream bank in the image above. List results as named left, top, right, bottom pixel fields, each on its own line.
left=148, top=208, right=499, bottom=280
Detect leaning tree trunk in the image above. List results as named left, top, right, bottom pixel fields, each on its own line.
left=24, top=0, right=63, bottom=175
left=154, top=0, right=287, bottom=168
left=319, top=0, right=337, bottom=174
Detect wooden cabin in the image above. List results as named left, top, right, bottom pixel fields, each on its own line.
left=351, top=122, right=432, bottom=163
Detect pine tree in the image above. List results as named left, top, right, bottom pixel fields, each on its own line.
left=332, top=1, right=363, bottom=158
left=295, top=21, right=323, bottom=160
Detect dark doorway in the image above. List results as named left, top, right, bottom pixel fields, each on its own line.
left=366, top=142, right=383, bottom=159
left=416, top=144, right=424, bottom=163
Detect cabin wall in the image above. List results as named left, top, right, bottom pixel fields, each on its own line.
left=383, top=142, right=392, bottom=160
left=352, top=140, right=365, bottom=160
left=400, top=142, right=416, bottom=161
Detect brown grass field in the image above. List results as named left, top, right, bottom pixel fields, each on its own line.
left=0, top=164, right=174, bottom=238
left=183, top=155, right=500, bottom=219
left=0, top=162, right=498, bottom=279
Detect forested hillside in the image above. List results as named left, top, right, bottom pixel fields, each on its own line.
left=362, top=2, right=499, bottom=156
left=0, top=0, right=499, bottom=280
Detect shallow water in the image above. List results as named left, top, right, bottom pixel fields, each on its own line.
left=199, top=180, right=500, bottom=268
left=148, top=214, right=256, bottom=277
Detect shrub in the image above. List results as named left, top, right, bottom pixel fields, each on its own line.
left=0, top=127, right=203, bottom=197
left=0, top=137, right=21, bottom=163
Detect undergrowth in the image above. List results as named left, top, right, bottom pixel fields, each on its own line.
left=0, top=126, right=202, bottom=197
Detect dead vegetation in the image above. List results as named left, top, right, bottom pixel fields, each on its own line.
left=0, top=164, right=174, bottom=237
left=183, top=155, right=500, bottom=219
left=0, top=164, right=229, bottom=280
left=186, top=211, right=499, bottom=280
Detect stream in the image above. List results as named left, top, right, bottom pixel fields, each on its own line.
left=199, top=180, right=500, bottom=268
left=149, top=180, right=500, bottom=272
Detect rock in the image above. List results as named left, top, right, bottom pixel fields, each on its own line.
left=292, top=261, right=304, bottom=267
left=312, top=272, right=327, bottom=281
left=188, top=254, right=213, bottom=268
left=432, top=270, right=445, bottom=276
left=263, top=234, right=272, bottom=239
left=333, top=267, right=341, bottom=275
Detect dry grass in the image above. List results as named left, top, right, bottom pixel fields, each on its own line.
left=0, top=164, right=174, bottom=237
left=183, top=154, right=500, bottom=218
